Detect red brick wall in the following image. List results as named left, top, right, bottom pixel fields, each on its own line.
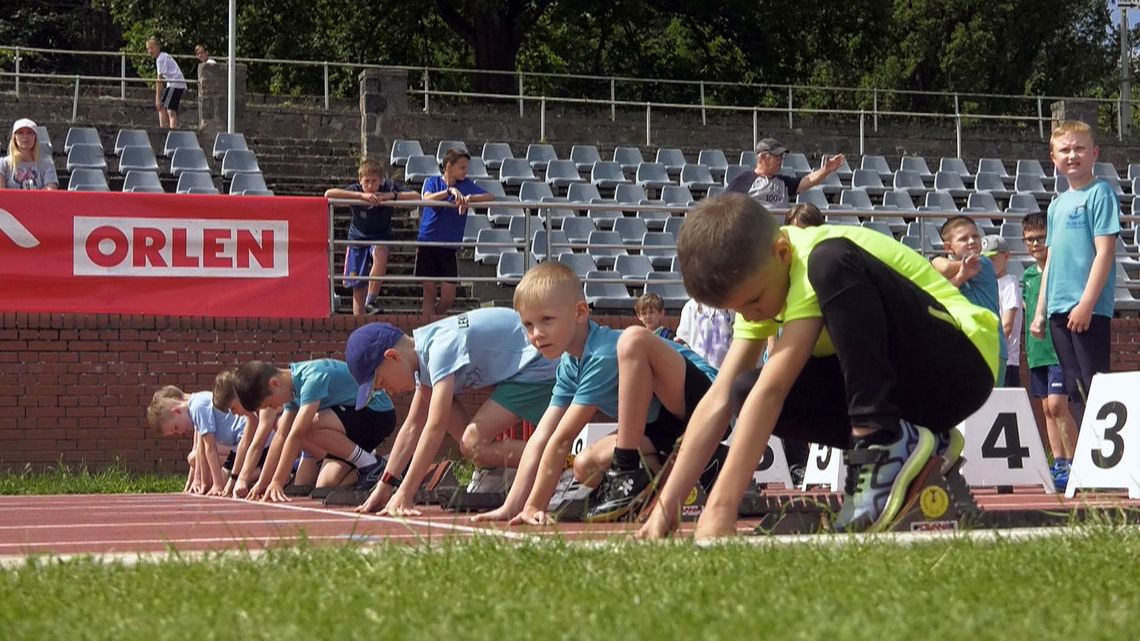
left=0, top=312, right=644, bottom=473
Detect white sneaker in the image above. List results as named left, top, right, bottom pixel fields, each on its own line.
left=467, top=467, right=511, bottom=494
left=546, top=469, right=595, bottom=510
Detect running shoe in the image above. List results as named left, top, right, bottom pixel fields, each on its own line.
left=833, top=420, right=935, bottom=533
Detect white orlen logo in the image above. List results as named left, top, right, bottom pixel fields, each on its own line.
left=73, top=216, right=288, bottom=278
left=0, top=208, right=40, bottom=248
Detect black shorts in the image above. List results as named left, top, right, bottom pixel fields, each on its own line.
left=160, top=86, right=185, bottom=111
left=414, top=245, right=458, bottom=279
left=330, top=405, right=396, bottom=452
left=644, top=357, right=715, bottom=458
left=222, top=446, right=269, bottom=473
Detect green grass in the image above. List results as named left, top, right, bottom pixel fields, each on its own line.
left=2, top=529, right=1139, bottom=640
left=0, top=463, right=183, bottom=495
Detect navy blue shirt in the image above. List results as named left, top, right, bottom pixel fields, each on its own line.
left=345, top=180, right=411, bottom=241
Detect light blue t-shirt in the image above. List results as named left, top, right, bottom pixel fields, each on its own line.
left=1046, top=178, right=1121, bottom=318
left=288, top=359, right=394, bottom=412
left=188, top=391, right=246, bottom=448
left=549, top=321, right=718, bottom=421
left=412, top=307, right=558, bottom=391
left=958, top=255, right=1007, bottom=362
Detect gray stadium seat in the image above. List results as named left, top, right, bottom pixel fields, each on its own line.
left=508, top=215, right=544, bottom=242
left=784, top=153, right=812, bottom=178
left=567, top=183, right=603, bottom=207
left=525, top=143, right=558, bottom=172
left=796, top=187, right=830, bottom=210
left=1016, top=159, right=1051, bottom=182
left=1014, top=174, right=1048, bottom=199
left=641, top=231, right=677, bottom=268
left=585, top=230, right=627, bottom=268
left=36, top=125, right=53, bottom=154
left=66, top=144, right=106, bottom=172
left=531, top=229, right=570, bottom=262
left=465, top=156, right=491, bottom=180
left=212, top=132, right=249, bottom=160
left=614, top=254, right=654, bottom=282
left=391, top=139, right=423, bottom=168
left=882, top=190, right=916, bottom=211
left=587, top=205, right=621, bottom=231
left=724, top=164, right=751, bottom=187
left=436, top=140, right=468, bottom=163
left=698, top=149, right=729, bottom=180
left=1005, top=193, right=1041, bottom=214
left=481, top=142, right=514, bottom=170
left=614, top=217, right=650, bottom=244
left=663, top=216, right=684, bottom=240
left=938, top=158, right=974, bottom=185
left=837, top=188, right=875, bottom=211
left=64, top=127, right=101, bottom=153
left=974, top=172, right=1011, bottom=200
left=239, top=189, right=275, bottom=197
left=561, top=216, right=597, bottom=244
left=680, top=164, right=717, bottom=192
left=660, top=185, right=694, bottom=206
left=114, top=129, right=150, bottom=156
left=892, top=169, right=927, bottom=197
left=999, top=221, right=1023, bottom=238
left=921, top=191, right=959, bottom=213
left=499, top=158, right=536, bottom=186
left=851, top=168, right=888, bottom=197
left=557, top=252, right=598, bottom=278
left=860, top=155, right=893, bottom=182
left=475, top=228, right=516, bottom=265
left=463, top=214, right=492, bottom=244
left=645, top=271, right=687, bottom=308
left=933, top=171, right=970, bottom=199
left=122, top=170, right=164, bottom=193
left=163, top=131, right=200, bottom=158
left=816, top=171, right=844, bottom=195
left=176, top=171, right=217, bottom=194
left=634, top=162, right=672, bottom=192
left=1093, top=162, right=1125, bottom=195
left=592, top=161, right=631, bottom=190
left=656, top=148, right=687, bottom=175
left=706, top=185, right=725, bottom=198
left=861, top=221, right=893, bottom=236
left=570, top=145, right=602, bottom=172
left=545, top=160, right=584, bottom=188
left=67, top=168, right=108, bottom=191
left=964, top=192, right=1001, bottom=214
left=614, top=146, right=645, bottom=173
left=496, top=252, right=527, bottom=284
left=614, top=184, right=651, bottom=205
left=118, top=146, right=159, bottom=174
left=170, top=148, right=211, bottom=177
left=487, top=199, right=526, bottom=225
left=221, top=149, right=260, bottom=178
left=474, top=178, right=507, bottom=199
left=976, top=158, right=1010, bottom=179
left=584, top=270, right=633, bottom=309
left=900, top=156, right=934, bottom=183
left=519, top=181, right=558, bottom=205
left=637, top=208, right=671, bottom=232
left=230, top=172, right=268, bottom=195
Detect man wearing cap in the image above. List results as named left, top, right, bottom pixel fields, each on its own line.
left=983, top=234, right=1023, bottom=386
left=345, top=307, right=558, bottom=516
left=727, top=137, right=845, bottom=208
left=3, top=118, right=58, bottom=190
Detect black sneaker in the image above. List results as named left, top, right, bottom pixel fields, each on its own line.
left=789, top=463, right=807, bottom=488
left=354, top=456, right=388, bottom=492
left=583, top=465, right=652, bottom=523
left=364, top=300, right=384, bottom=315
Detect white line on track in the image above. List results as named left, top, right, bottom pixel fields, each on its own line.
left=0, top=518, right=359, bottom=531
left=0, top=532, right=431, bottom=553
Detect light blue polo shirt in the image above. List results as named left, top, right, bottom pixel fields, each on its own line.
left=413, top=307, right=558, bottom=391
left=550, top=321, right=717, bottom=420
left=1046, top=178, right=1121, bottom=318
left=288, top=359, right=394, bottom=412
left=188, top=391, right=246, bottom=448
left=958, top=255, right=1007, bottom=362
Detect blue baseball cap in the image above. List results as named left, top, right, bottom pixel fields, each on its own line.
left=346, top=322, right=406, bottom=409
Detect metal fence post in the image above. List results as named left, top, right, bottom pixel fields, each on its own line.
left=1037, top=96, right=1044, bottom=139
left=752, top=108, right=758, bottom=149
left=700, top=80, right=706, bottom=126
left=956, top=116, right=963, bottom=158
left=422, top=68, right=430, bottom=113
left=323, top=62, right=330, bottom=109
left=72, top=76, right=80, bottom=122
left=518, top=73, right=524, bottom=118
left=610, top=78, right=616, bottom=122
left=859, top=110, right=865, bottom=156
left=14, top=48, right=20, bottom=97
left=540, top=96, right=546, bottom=142
left=120, top=53, right=127, bottom=101
left=787, top=86, right=793, bottom=129
left=646, top=103, right=651, bottom=147
left=873, top=89, right=879, bottom=132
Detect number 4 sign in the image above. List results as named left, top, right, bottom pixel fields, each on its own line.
left=1066, top=372, right=1140, bottom=499
left=956, top=388, right=1054, bottom=493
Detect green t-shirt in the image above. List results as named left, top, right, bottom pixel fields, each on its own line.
left=1020, top=263, right=1060, bottom=369
left=733, top=224, right=1001, bottom=382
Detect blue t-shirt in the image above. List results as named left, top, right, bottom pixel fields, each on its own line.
left=345, top=180, right=411, bottom=241
left=188, top=391, right=247, bottom=448
left=1046, top=178, right=1121, bottom=318
left=419, top=176, right=486, bottom=242
left=549, top=321, right=718, bottom=421
left=958, top=255, right=1007, bottom=362
left=413, top=308, right=558, bottom=391
left=288, top=359, right=394, bottom=412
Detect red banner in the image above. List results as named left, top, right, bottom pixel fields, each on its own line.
left=0, top=190, right=330, bottom=318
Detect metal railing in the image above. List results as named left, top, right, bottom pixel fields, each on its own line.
left=0, top=70, right=196, bottom=123
left=5, top=44, right=1140, bottom=140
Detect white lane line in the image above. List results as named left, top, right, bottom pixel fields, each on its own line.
left=0, top=518, right=360, bottom=531
left=0, top=532, right=430, bottom=552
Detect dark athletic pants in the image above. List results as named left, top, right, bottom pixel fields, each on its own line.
left=731, top=238, right=995, bottom=449
left=1048, top=313, right=1111, bottom=421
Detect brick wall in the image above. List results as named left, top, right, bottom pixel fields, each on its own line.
left=0, top=312, right=644, bottom=473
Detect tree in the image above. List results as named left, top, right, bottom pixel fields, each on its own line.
left=434, top=0, right=555, bottom=94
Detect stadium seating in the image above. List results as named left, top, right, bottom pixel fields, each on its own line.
left=481, top=142, right=514, bottom=170
left=860, top=155, right=893, bottom=182
left=176, top=171, right=218, bottom=194
left=66, top=144, right=107, bottom=172
left=614, top=146, right=646, bottom=173
left=171, top=148, right=211, bottom=177
left=525, top=143, right=558, bottom=172
left=67, top=168, right=108, bottom=191
left=436, top=140, right=468, bottom=162
left=593, top=161, right=631, bottom=189
left=212, top=132, right=249, bottom=160
left=634, top=162, right=671, bottom=191
left=570, top=145, right=602, bottom=172
left=163, top=131, right=200, bottom=157
left=230, top=172, right=269, bottom=195
left=118, top=146, right=159, bottom=174
left=114, top=129, right=150, bottom=155
left=644, top=271, right=687, bottom=308
left=656, top=148, right=687, bottom=175
left=221, top=149, right=261, bottom=178
left=64, top=127, right=101, bottom=153
left=583, top=270, right=632, bottom=309
left=391, top=139, right=424, bottom=168
left=122, top=170, right=164, bottom=193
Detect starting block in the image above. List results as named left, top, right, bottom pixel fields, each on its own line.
left=283, top=483, right=314, bottom=498
left=443, top=488, right=507, bottom=512
left=321, top=461, right=452, bottom=508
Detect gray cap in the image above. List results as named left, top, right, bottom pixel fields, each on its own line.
left=754, top=138, right=788, bottom=156
left=981, top=234, right=1009, bottom=256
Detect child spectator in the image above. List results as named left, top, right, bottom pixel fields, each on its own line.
left=194, top=44, right=217, bottom=66
left=500, top=262, right=723, bottom=525
left=325, top=159, right=419, bottom=315
left=344, top=308, right=558, bottom=516
left=639, top=194, right=998, bottom=539
left=1021, top=213, right=1079, bottom=490
left=1030, top=120, right=1120, bottom=421
left=233, top=359, right=397, bottom=502
left=147, top=385, right=254, bottom=496
left=676, top=299, right=734, bottom=369
left=982, top=234, right=1023, bottom=385
left=785, top=202, right=825, bottom=228
left=145, top=37, right=186, bottom=129
left=418, top=148, right=493, bottom=317
left=933, top=216, right=1008, bottom=385
left=635, top=292, right=675, bottom=340
left=2, top=119, right=58, bottom=190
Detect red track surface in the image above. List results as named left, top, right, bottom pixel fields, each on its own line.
left=2, top=488, right=1136, bottom=558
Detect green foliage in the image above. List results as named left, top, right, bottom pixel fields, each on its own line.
left=0, top=462, right=182, bottom=495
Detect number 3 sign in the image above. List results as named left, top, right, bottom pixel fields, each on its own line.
left=1066, top=372, right=1140, bottom=499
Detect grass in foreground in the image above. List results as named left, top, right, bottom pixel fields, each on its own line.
left=2, top=528, right=1139, bottom=640
left=0, top=463, right=183, bottom=495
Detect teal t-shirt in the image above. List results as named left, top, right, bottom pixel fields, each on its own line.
left=1045, top=179, right=1120, bottom=317
left=957, top=255, right=1007, bottom=362
left=188, top=391, right=246, bottom=448
left=412, top=307, right=558, bottom=391
left=288, top=359, right=394, bottom=412
left=549, top=321, right=717, bottom=420
left=1021, top=263, right=1060, bottom=369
